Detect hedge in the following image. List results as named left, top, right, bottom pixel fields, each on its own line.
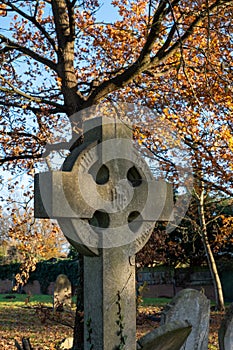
left=0, top=258, right=80, bottom=294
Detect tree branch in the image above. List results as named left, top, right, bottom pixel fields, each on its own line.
left=1, top=131, right=42, bottom=143
left=0, top=75, right=64, bottom=110
left=0, top=153, right=43, bottom=165
left=0, top=99, right=65, bottom=114
left=85, top=0, right=232, bottom=106
left=2, top=0, right=58, bottom=51
left=0, top=34, right=58, bottom=72
left=154, top=0, right=233, bottom=63
left=0, top=138, right=73, bottom=164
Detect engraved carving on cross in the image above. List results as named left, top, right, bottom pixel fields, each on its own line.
left=34, top=116, right=173, bottom=350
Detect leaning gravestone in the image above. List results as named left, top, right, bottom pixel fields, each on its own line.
left=218, top=303, right=233, bottom=350
left=53, top=274, right=72, bottom=311
left=35, top=116, right=174, bottom=349
left=137, top=320, right=192, bottom=350
left=161, top=288, right=210, bottom=350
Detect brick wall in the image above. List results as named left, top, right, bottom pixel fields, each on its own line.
left=0, top=279, right=54, bottom=295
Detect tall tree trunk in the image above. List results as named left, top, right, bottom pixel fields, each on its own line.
left=197, top=180, right=225, bottom=311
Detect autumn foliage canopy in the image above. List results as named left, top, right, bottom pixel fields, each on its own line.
left=0, top=0, right=233, bottom=265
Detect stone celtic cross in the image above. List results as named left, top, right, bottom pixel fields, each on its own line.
left=34, top=116, right=173, bottom=350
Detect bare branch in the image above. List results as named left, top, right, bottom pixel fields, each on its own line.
left=0, top=75, right=64, bottom=110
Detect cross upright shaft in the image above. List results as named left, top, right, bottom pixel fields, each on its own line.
left=84, top=247, right=136, bottom=349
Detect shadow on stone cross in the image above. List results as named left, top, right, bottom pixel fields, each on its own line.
left=34, top=116, right=174, bottom=350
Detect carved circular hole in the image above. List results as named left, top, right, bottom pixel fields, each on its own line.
left=96, top=164, right=109, bottom=185
left=127, top=166, right=142, bottom=187
left=89, top=210, right=110, bottom=229
left=128, top=211, right=142, bottom=232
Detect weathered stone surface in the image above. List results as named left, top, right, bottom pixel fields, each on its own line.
left=219, top=303, right=233, bottom=350
left=35, top=117, right=173, bottom=254
left=35, top=116, right=174, bottom=350
left=137, top=321, right=192, bottom=350
left=84, top=247, right=136, bottom=349
left=53, top=274, right=72, bottom=311
left=59, top=337, right=73, bottom=350
left=161, top=289, right=210, bottom=350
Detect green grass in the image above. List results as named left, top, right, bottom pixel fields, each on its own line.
left=141, top=296, right=230, bottom=309
left=0, top=293, right=53, bottom=306
left=141, top=297, right=171, bottom=306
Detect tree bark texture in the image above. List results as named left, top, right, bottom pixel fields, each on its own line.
left=198, top=181, right=225, bottom=311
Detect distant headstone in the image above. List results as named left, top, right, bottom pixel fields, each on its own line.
left=59, top=337, right=73, bottom=350
left=161, top=288, right=210, bottom=350
left=137, top=320, right=192, bottom=350
left=54, top=274, right=72, bottom=311
left=219, top=303, right=233, bottom=350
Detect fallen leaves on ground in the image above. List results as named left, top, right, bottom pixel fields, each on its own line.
left=0, top=302, right=225, bottom=349
left=0, top=304, right=73, bottom=349
left=136, top=306, right=225, bottom=350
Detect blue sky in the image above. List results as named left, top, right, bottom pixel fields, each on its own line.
left=97, top=1, right=119, bottom=22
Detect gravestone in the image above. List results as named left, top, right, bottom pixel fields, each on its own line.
left=34, top=116, right=174, bottom=349
left=161, top=288, right=210, bottom=350
left=59, top=337, right=73, bottom=350
left=218, top=303, right=233, bottom=350
left=137, top=320, right=192, bottom=350
left=53, top=274, right=72, bottom=311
